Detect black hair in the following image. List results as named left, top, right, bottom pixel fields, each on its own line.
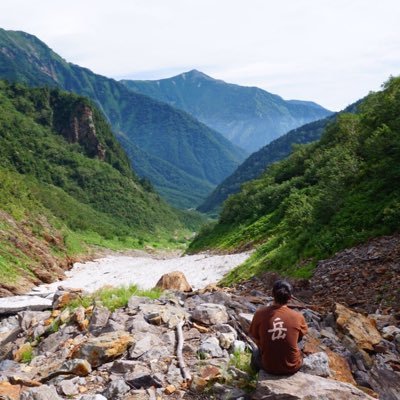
left=272, top=280, right=292, bottom=304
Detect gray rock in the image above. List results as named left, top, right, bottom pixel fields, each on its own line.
left=102, top=378, right=130, bottom=399
left=166, top=363, right=184, bottom=385
left=381, top=325, right=400, bottom=341
left=139, top=303, right=188, bottom=328
left=129, top=334, right=162, bottom=359
left=252, top=370, right=375, bottom=400
left=0, top=295, right=52, bottom=315
left=125, top=372, right=163, bottom=389
left=237, top=313, right=253, bottom=332
left=232, top=340, right=246, bottom=353
left=191, top=303, right=229, bottom=325
left=128, top=295, right=151, bottom=310
left=19, top=311, right=51, bottom=332
left=79, top=395, right=107, bottom=400
left=59, top=379, right=79, bottom=396
left=219, top=332, right=236, bottom=349
left=111, top=359, right=138, bottom=374
left=38, top=330, right=71, bottom=354
left=20, top=384, right=62, bottom=400
left=301, top=351, right=331, bottom=377
left=199, top=336, right=224, bottom=358
left=89, top=306, right=110, bottom=335
left=214, top=323, right=238, bottom=338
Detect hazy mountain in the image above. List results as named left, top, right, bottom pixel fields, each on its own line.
left=121, top=70, right=332, bottom=153
left=0, top=29, right=246, bottom=208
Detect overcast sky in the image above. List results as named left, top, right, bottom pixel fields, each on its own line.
left=1, top=0, right=400, bottom=111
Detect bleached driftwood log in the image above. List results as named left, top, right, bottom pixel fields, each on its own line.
left=176, top=320, right=192, bottom=381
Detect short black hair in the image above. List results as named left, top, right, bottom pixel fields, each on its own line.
left=272, top=280, right=292, bottom=304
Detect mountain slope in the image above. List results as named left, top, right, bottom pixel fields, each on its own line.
left=0, top=80, right=202, bottom=294
left=121, top=69, right=332, bottom=153
left=188, top=76, right=400, bottom=284
left=0, top=29, right=246, bottom=208
left=198, top=101, right=361, bottom=214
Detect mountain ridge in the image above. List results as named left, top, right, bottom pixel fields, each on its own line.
left=121, top=69, right=332, bottom=152
left=0, top=28, right=246, bottom=208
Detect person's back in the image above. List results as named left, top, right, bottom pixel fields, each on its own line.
left=249, top=280, right=308, bottom=375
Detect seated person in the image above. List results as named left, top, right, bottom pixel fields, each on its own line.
left=248, top=280, right=308, bottom=375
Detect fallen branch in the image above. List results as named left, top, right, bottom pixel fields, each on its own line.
left=176, top=320, right=192, bottom=381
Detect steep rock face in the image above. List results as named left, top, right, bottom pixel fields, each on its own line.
left=56, top=103, right=106, bottom=161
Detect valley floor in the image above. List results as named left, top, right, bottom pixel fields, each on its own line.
left=0, top=251, right=251, bottom=312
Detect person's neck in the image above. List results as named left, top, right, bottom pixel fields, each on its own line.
left=273, top=302, right=288, bottom=307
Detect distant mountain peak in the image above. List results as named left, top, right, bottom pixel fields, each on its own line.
left=179, top=69, right=213, bottom=81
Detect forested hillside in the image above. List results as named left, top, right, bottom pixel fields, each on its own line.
left=122, top=69, right=332, bottom=152
left=188, top=77, right=400, bottom=284
left=0, top=29, right=246, bottom=208
left=0, top=81, right=202, bottom=295
left=199, top=101, right=361, bottom=214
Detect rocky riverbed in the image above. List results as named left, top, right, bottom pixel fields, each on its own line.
left=0, top=243, right=399, bottom=400
left=0, top=275, right=399, bottom=399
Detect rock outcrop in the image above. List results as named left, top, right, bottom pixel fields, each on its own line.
left=252, top=370, right=375, bottom=399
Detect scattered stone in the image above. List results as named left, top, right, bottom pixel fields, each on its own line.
left=71, top=331, right=134, bottom=367
left=0, top=381, right=21, bottom=400
left=126, top=373, right=163, bottom=389
left=78, top=395, right=107, bottom=400
left=20, top=384, right=62, bottom=400
left=59, top=379, right=79, bottom=396
left=155, top=271, right=192, bottom=292
left=199, top=336, right=224, bottom=358
left=88, top=306, right=110, bottom=336
left=335, top=303, right=382, bottom=351
left=301, top=351, right=331, bottom=377
left=103, top=378, right=130, bottom=398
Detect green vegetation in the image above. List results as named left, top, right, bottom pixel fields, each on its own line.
left=227, top=349, right=258, bottom=391
left=19, top=344, right=34, bottom=363
left=189, top=77, right=400, bottom=284
left=66, top=284, right=162, bottom=312
left=0, top=80, right=204, bottom=290
left=122, top=69, right=332, bottom=153
left=198, top=101, right=361, bottom=215
left=0, top=29, right=246, bottom=208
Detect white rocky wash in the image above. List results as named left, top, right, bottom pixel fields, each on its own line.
left=0, top=251, right=250, bottom=314
left=34, top=252, right=250, bottom=294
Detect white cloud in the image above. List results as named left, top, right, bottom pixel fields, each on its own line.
left=1, top=0, right=400, bottom=110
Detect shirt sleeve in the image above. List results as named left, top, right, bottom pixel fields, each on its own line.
left=298, top=314, right=308, bottom=340
left=248, top=312, right=260, bottom=346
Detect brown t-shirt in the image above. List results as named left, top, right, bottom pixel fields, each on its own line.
left=249, top=304, right=308, bottom=375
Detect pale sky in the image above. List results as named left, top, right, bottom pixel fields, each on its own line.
left=1, top=0, right=400, bottom=111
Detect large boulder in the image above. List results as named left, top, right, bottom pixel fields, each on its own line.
left=252, top=370, right=375, bottom=400
left=191, top=303, right=229, bottom=325
left=155, top=271, right=192, bottom=292
left=71, top=331, right=134, bottom=367
left=335, top=303, right=382, bottom=351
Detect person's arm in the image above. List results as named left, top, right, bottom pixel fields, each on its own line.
left=298, top=314, right=308, bottom=341
left=248, top=313, right=261, bottom=347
